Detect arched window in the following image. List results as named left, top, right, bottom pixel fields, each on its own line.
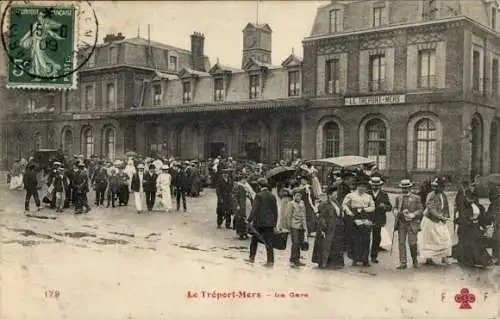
left=415, top=119, right=437, bottom=170
left=365, top=119, right=387, bottom=169
left=103, top=127, right=115, bottom=160
left=82, top=127, right=94, bottom=158
left=323, top=122, right=340, bottom=157
left=33, top=132, right=42, bottom=151
left=62, top=129, right=73, bottom=155
left=279, top=120, right=301, bottom=162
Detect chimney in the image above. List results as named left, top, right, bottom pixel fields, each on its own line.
left=190, top=31, right=206, bottom=72
left=103, top=33, right=125, bottom=44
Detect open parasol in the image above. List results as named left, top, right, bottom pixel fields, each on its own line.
left=266, top=166, right=297, bottom=182
left=309, top=156, right=375, bottom=168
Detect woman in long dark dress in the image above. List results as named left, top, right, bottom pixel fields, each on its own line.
left=452, top=189, right=493, bottom=268
left=312, top=185, right=345, bottom=269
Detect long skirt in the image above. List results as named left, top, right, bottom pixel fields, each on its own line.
left=312, top=224, right=345, bottom=267
left=134, top=192, right=145, bottom=212
left=420, top=216, right=452, bottom=260
left=348, top=224, right=371, bottom=262
left=159, top=189, right=172, bottom=211
left=452, top=225, right=493, bottom=267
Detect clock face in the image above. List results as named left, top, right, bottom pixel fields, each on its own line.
left=245, top=35, right=256, bottom=48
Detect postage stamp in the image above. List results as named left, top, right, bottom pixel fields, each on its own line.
left=0, top=1, right=99, bottom=90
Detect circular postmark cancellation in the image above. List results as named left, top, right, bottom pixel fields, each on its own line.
left=0, top=0, right=98, bottom=89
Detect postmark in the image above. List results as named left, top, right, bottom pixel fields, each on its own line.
left=0, top=0, right=98, bottom=90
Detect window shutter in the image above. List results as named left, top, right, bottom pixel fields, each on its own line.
left=435, top=41, right=446, bottom=88
left=385, top=47, right=395, bottom=91
left=359, top=51, right=369, bottom=92
left=407, top=45, right=418, bottom=90
left=317, top=55, right=326, bottom=96
left=339, top=53, right=348, bottom=93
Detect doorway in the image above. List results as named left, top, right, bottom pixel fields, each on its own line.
left=245, top=143, right=261, bottom=162
left=210, top=143, right=226, bottom=158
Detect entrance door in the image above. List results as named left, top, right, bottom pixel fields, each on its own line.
left=210, top=143, right=226, bottom=158
left=245, top=143, right=261, bottom=162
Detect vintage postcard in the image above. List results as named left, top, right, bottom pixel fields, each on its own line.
left=0, top=0, right=499, bottom=318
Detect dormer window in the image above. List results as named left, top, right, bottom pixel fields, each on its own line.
left=169, top=55, right=178, bottom=70
left=249, top=74, right=260, bottom=99
left=214, top=78, right=224, bottom=102
left=288, top=70, right=300, bottom=96
left=109, top=46, right=118, bottom=64
left=153, top=83, right=162, bottom=106
left=373, top=3, right=386, bottom=27
left=329, top=9, right=342, bottom=33
left=422, top=0, right=437, bottom=20
left=182, top=81, right=192, bottom=103
left=492, top=6, right=497, bottom=29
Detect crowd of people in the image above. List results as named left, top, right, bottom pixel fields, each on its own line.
left=9, top=152, right=500, bottom=270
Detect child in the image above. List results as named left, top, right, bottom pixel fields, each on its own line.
left=288, top=188, right=309, bottom=268
left=53, top=167, right=68, bottom=213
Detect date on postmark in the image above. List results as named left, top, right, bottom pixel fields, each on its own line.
left=1, top=1, right=99, bottom=90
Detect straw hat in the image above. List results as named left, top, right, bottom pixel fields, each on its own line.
left=398, top=179, right=413, bottom=188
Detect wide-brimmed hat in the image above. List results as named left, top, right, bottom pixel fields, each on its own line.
left=53, top=161, right=62, bottom=166
left=57, top=167, right=65, bottom=171
left=77, top=161, right=85, bottom=167
left=161, top=165, right=169, bottom=170
left=398, top=179, right=413, bottom=188
left=356, top=177, right=371, bottom=188
left=137, top=163, right=145, bottom=169
left=369, top=176, right=384, bottom=186
left=292, top=187, right=303, bottom=195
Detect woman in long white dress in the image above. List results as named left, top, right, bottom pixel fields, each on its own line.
left=156, top=165, right=172, bottom=212
left=124, top=158, right=136, bottom=193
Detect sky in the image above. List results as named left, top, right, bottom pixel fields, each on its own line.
left=91, top=1, right=330, bottom=68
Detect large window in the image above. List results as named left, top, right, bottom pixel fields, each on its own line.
left=288, top=70, right=300, bottom=96
left=373, top=6, right=385, bottom=27
left=415, top=119, right=437, bottom=170
left=106, top=83, right=115, bottom=108
left=329, top=9, right=342, bottom=33
left=214, top=78, right=224, bottom=101
left=82, top=127, right=94, bottom=158
left=153, top=83, right=162, bottom=105
left=492, top=58, right=499, bottom=98
left=103, top=127, right=115, bottom=160
left=279, top=120, right=301, bottom=162
left=182, top=81, right=192, bottom=103
left=85, top=85, right=94, bottom=110
left=323, top=122, right=340, bottom=157
left=325, top=59, right=340, bottom=95
left=369, top=54, right=386, bottom=92
left=249, top=74, right=260, bottom=99
left=472, top=50, right=481, bottom=92
left=418, top=49, right=436, bottom=88
left=365, top=119, right=387, bottom=169
left=62, top=129, right=73, bottom=155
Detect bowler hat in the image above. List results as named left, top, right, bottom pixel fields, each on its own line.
left=369, top=176, right=384, bottom=186
left=398, top=179, right=413, bottom=188
left=257, top=177, right=268, bottom=186
left=149, top=164, right=156, bottom=170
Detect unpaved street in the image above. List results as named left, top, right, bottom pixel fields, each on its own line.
left=1, top=186, right=499, bottom=319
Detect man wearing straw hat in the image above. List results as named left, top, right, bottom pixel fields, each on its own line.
left=131, top=163, right=146, bottom=214
left=368, top=176, right=392, bottom=263
left=393, top=179, right=423, bottom=269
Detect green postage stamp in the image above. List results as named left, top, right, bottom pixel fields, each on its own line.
left=4, top=4, right=77, bottom=89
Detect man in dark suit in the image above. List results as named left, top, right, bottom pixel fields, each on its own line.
left=173, top=162, right=190, bottom=212
left=215, top=169, right=234, bottom=228
left=143, top=164, right=158, bottom=212
left=73, top=162, right=90, bottom=214
left=245, top=178, right=278, bottom=267
left=23, top=163, right=41, bottom=212
left=368, top=176, right=393, bottom=263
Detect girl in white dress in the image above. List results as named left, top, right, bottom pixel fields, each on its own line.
left=156, top=165, right=172, bottom=212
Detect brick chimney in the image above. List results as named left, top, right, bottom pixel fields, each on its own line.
left=190, top=31, right=206, bottom=72
left=103, top=33, right=125, bottom=44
